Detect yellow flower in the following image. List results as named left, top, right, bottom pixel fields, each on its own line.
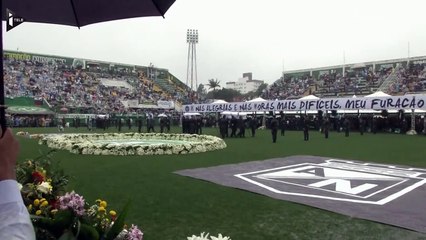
left=33, top=199, right=40, bottom=207
left=40, top=198, right=46, bottom=202
left=96, top=199, right=102, bottom=204
left=100, top=201, right=107, bottom=208
left=109, top=210, right=117, bottom=217
left=36, top=210, right=42, bottom=216
left=40, top=200, right=49, bottom=208
left=28, top=204, right=33, bottom=211
left=98, top=206, right=106, bottom=213
left=51, top=209, right=58, bottom=215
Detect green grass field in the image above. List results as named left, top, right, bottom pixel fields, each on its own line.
left=14, top=127, right=426, bottom=240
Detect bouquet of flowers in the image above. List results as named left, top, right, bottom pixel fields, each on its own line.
left=16, top=151, right=143, bottom=240
left=16, top=150, right=69, bottom=212
left=30, top=193, right=143, bottom=240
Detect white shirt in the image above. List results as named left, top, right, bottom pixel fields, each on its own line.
left=0, top=180, right=36, bottom=240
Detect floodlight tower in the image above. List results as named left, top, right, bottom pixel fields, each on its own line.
left=186, top=29, right=199, bottom=90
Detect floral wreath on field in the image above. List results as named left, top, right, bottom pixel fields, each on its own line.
left=37, top=133, right=227, bottom=156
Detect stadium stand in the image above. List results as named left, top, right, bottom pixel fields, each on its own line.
left=3, top=50, right=196, bottom=114
left=263, top=56, right=426, bottom=100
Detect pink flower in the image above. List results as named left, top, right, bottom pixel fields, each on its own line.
left=58, top=191, right=86, bottom=216
left=127, top=225, right=143, bottom=240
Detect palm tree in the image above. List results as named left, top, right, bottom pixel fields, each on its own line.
left=207, top=78, right=221, bottom=91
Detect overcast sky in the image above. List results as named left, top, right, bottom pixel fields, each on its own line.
left=4, top=0, right=426, bottom=87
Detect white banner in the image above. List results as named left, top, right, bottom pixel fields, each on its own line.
left=127, top=100, right=139, bottom=108
left=57, top=114, right=97, bottom=119
left=183, top=95, right=426, bottom=113
left=157, top=101, right=175, bottom=109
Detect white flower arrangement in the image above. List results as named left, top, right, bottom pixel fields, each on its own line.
left=187, top=232, right=231, bottom=240
left=37, top=181, right=53, bottom=194
left=38, top=133, right=227, bottom=156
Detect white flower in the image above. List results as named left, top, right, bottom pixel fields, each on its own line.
left=210, top=234, right=232, bottom=240
left=17, top=183, right=23, bottom=191
left=37, top=181, right=53, bottom=194
left=187, top=232, right=209, bottom=240
left=187, top=233, right=231, bottom=240
left=93, top=149, right=102, bottom=155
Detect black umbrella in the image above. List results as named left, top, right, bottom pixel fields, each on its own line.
left=1, top=0, right=176, bottom=134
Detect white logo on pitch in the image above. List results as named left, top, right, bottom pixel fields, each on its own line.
left=235, top=159, right=426, bottom=205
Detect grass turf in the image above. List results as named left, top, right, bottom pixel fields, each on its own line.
left=14, top=127, right=426, bottom=240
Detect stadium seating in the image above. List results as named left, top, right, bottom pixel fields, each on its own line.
left=264, top=60, right=426, bottom=100
left=3, top=52, right=197, bottom=114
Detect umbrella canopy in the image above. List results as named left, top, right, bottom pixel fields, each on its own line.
left=299, top=95, right=320, bottom=100
left=2, top=0, right=175, bottom=27
left=247, top=97, right=266, bottom=102
left=183, top=112, right=201, bottom=116
left=212, top=99, right=228, bottom=104
left=0, top=0, right=176, bottom=134
left=364, top=91, right=391, bottom=98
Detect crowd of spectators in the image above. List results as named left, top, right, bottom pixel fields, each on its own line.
left=263, top=64, right=409, bottom=99
left=3, top=56, right=196, bottom=114
left=314, top=67, right=389, bottom=96
left=262, top=74, right=312, bottom=100
left=388, top=63, right=426, bottom=94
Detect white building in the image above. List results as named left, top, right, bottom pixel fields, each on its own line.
left=226, top=72, right=264, bottom=94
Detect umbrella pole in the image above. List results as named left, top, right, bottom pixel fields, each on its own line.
left=0, top=20, right=7, bottom=136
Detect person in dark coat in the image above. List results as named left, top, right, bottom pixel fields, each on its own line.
left=237, top=116, right=245, bottom=138
left=219, top=116, right=228, bottom=139
left=270, top=116, right=279, bottom=143
left=249, top=116, right=257, bottom=137
left=147, top=117, right=155, bottom=133
left=196, top=116, right=203, bottom=134
left=182, top=116, right=187, bottom=133
left=189, top=117, right=196, bottom=134
left=102, top=117, right=107, bottom=131
left=303, top=116, right=309, bottom=141
left=118, top=117, right=122, bottom=132
left=230, top=116, right=237, bottom=137
left=401, top=118, right=408, bottom=134
left=323, top=117, right=330, bottom=139
left=372, top=116, right=378, bottom=134
left=344, top=117, right=350, bottom=137
left=279, top=117, right=286, bottom=136
left=160, top=117, right=165, bottom=133
left=166, top=117, right=171, bottom=133
left=127, top=118, right=132, bottom=130
left=138, top=117, right=143, bottom=133
left=359, top=117, right=365, bottom=135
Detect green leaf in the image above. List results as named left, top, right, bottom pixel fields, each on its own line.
left=58, top=231, right=77, bottom=240
left=31, top=210, right=75, bottom=238
left=76, top=223, right=100, bottom=240
left=105, top=200, right=131, bottom=240
left=53, top=210, right=75, bottom=229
